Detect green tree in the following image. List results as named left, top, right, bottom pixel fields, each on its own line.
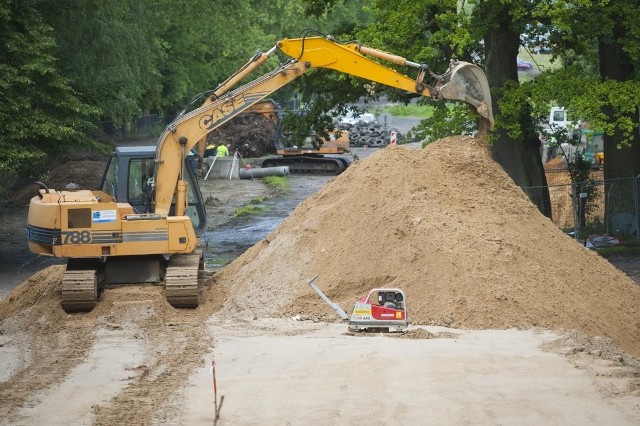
left=149, top=0, right=276, bottom=117
left=513, top=1, right=640, bottom=230
left=569, top=0, right=640, bottom=232
left=38, top=0, right=155, bottom=126
left=0, top=0, right=96, bottom=191
left=518, top=0, right=640, bottom=181
left=470, top=1, right=552, bottom=216
left=38, top=1, right=276, bottom=125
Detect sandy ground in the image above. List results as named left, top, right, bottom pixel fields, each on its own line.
left=188, top=320, right=640, bottom=425
left=3, top=306, right=639, bottom=425
left=2, top=143, right=640, bottom=424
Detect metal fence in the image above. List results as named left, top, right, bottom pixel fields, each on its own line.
left=102, top=114, right=164, bottom=140
left=523, top=175, right=640, bottom=244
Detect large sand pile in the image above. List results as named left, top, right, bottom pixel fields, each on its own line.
left=209, top=136, right=640, bottom=357
left=3, top=135, right=639, bottom=358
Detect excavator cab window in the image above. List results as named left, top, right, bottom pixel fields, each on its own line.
left=127, top=158, right=154, bottom=213
left=101, top=155, right=119, bottom=201
left=163, top=155, right=207, bottom=236
left=99, top=147, right=207, bottom=237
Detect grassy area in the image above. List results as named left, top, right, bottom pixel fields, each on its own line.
left=595, top=242, right=640, bottom=257
left=517, top=52, right=561, bottom=82
left=234, top=197, right=268, bottom=217
left=207, top=258, right=230, bottom=267
left=232, top=177, right=288, bottom=218
left=518, top=51, right=559, bottom=73
left=371, top=104, right=434, bottom=118
left=263, top=175, right=289, bottom=190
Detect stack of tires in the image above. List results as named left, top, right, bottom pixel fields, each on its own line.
left=338, top=121, right=403, bottom=147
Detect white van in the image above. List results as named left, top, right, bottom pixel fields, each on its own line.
left=543, top=106, right=580, bottom=137
left=339, top=111, right=377, bottom=126
left=549, top=107, right=580, bottom=131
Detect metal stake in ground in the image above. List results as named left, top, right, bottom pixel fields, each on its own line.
left=212, top=360, right=225, bottom=425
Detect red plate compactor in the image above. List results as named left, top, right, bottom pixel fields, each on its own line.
left=304, top=275, right=408, bottom=332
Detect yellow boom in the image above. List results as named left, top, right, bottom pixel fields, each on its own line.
left=154, top=36, right=493, bottom=218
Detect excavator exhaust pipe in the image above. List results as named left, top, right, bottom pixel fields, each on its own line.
left=434, top=60, right=494, bottom=132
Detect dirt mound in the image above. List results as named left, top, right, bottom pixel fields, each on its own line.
left=210, top=136, right=640, bottom=357
left=9, top=157, right=107, bottom=207
left=0, top=263, right=226, bottom=324
left=0, top=266, right=66, bottom=322
left=544, top=155, right=566, bottom=170
left=206, top=113, right=277, bottom=158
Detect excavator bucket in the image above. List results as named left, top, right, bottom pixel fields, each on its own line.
left=434, top=61, right=494, bottom=131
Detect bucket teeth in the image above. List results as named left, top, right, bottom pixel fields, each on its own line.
left=435, top=61, right=494, bottom=130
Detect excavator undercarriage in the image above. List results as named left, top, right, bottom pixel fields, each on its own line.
left=262, top=152, right=352, bottom=175
left=59, top=252, right=205, bottom=313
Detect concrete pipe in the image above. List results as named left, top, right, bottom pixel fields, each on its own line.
left=239, top=166, right=290, bottom=179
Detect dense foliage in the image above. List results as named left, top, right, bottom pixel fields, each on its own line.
left=1, top=0, right=639, bottom=207
left=0, top=0, right=97, bottom=185
left=0, top=0, right=366, bottom=194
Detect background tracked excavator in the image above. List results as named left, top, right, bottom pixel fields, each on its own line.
left=27, top=35, right=494, bottom=313
left=204, top=99, right=353, bottom=175
left=195, top=99, right=352, bottom=175
left=260, top=103, right=353, bottom=175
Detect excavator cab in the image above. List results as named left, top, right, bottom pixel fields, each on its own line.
left=100, top=146, right=207, bottom=237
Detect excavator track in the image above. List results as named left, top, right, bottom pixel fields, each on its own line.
left=61, top=269, right=100, bottom=313
left=262, top=155, right=349, bottom=175
left=165, top=252, right=204, bottom=308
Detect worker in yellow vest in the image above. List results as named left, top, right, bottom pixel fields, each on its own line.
left=216, top=143, right=229, bottom=157
left=204, top=143, right=216, bottom=157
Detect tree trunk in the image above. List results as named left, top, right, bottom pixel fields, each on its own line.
left=481, top=4, right=552, bottom=218
left=599, top=28, right=640, bottom=180
left=599, top=19, right=640, bottom=236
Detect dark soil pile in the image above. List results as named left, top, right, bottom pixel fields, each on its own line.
left=9, top=152, right=108, bottom=206
left=210, top=136, right=640, bottom=357
left=205, top=113, right=276, bottom=158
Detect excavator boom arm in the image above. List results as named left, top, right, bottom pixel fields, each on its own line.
left=277, top=37, right=493, bottom=126
left=277, top=37, right=431, bottom=96
left=153, top=60, right=308, bottom=215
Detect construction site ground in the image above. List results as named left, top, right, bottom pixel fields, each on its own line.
left=1, top=140, right=640, bottom=425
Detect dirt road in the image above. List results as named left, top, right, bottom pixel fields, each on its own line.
left=188, top=320, right=639, bottom=425
left=2, top=144, right=640, bottom=424
left=2, top=294, right=638, bottom=425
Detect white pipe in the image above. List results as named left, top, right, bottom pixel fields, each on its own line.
left=204, top=154, right=218, bottom=180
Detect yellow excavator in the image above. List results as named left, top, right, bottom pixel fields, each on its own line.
left=196, top=99, right=353, bottom=174
left=27, top=35, right=494, bottom=312
left=261, top=103, right=353, bottom=175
